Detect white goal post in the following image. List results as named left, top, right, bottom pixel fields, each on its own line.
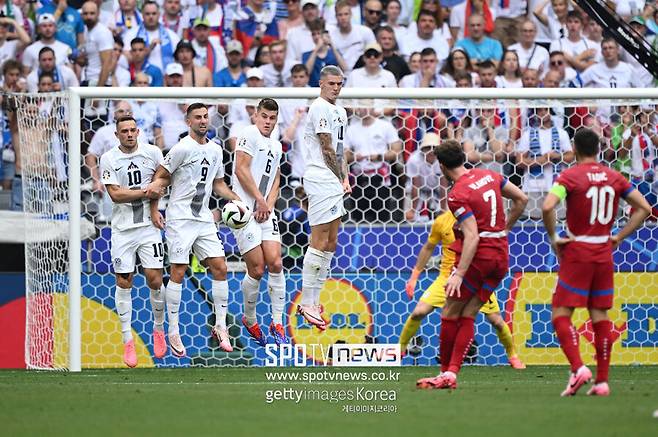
left=53, top=86, right=658, bottom=372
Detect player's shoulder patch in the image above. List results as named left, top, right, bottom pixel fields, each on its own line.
left=318, top=117, right=329, bottom=129
left=102, top=169, right=111, bottom=181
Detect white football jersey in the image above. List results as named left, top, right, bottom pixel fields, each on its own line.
left=100, top=143, right=163, bottom=231
left=232, top=124, right=283, bottom=210
left=302, top=97, right=348, bottom=179
left=163, top=135, right=225, bottom=223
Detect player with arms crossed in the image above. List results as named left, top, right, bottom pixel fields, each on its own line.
left=297, top=65, right=350, bottom=329
left=417, top=140, right=528, bottom=389
left=402, top=209, right=525, bottom=369
left=232, top=98, right=288, bottom=346
left=99, top=115, right=167, bottom=367
left=542, top=128, right=651, bottom=396
left=146, top=103, right=241, bottom=356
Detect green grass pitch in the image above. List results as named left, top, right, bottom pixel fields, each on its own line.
left=1, top=366, right=657, bottom=436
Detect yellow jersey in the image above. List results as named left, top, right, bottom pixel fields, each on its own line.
left=426, top=211, right=457, bottom=279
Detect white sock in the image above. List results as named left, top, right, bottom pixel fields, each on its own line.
left=313, top=251, right=334, bottom=305
left=165, top=280, right=182, bottom=335
left=150, top=286, right=166, bottom=331
left=301, top=247, right=324, bottom=306
left=115, top=286, right=133, bottom=343
left=212, top=280, right=229, bottom=330
left=268, top=271, right=286, bottom=325
left=241, top=274, right=260, bottom=326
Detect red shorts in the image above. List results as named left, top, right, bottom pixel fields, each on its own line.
left=453, top=256, right=508, bottom=303
left=552, top=260, right=614, bottom=309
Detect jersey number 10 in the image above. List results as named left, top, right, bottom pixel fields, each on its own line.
left=586, top=186, right=615, bottom=225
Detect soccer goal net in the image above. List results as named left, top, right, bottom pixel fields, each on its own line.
left=17, top=88, right=658, bottom=371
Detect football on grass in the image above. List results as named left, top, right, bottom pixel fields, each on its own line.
left=222, top=200, right=251, bottom=229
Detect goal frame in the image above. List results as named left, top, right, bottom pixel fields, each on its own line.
left=64, top=86, right=658, bottom=372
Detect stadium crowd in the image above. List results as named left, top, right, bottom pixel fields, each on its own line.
left=0, top=0, right=657, bottom=223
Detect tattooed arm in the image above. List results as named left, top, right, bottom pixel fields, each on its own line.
left=318, top=132, right=342, bottom=180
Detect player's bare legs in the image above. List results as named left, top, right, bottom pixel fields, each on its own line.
left=484, top=312, right=525, bottom=369
left=298, top=217, right=340, bottom=329
left=262, top=240, right=288, bottom=344
left=552, top=306, right=592, bottom=396
left=144, top=268, right=167, bottom=359
left=399, top=301, right=435, bottom=353
left=587, top=307, right=612, bottom=396
left=206, top=256, right=233, bottom=352
left=166, top=263, right=188, bottom=357
left=115, top=272, right=138, bottom=367
left=241, top=246, right=268, bottom=346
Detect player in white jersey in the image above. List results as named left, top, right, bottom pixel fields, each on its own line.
left=99, top=116, right=167, bottom=368
left=232, top=98, right=288, bottom=346
left=297, top=65, right=351, bottom=329
left=146, top=103, right=241, bottom=356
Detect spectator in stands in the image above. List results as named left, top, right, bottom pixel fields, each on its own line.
left=323, top=0, right=362, bottom=27
left=187, top=0, right=225, bottom=46
left=160, top=63, right=188, bottom=151
left=302, top=17, right=348, bottom=87
left=254, top=44, right=272, bottom=66
left=383, top=0, right=407, bottom=44
left=622, top=16, right=654, bottom=88
left=27, top=47, right=79, bottom=92
left=450, top=0, right=495, bottom=42
left=542, top=69, right=561, bottom=88
left=440, top=47, right=476, bottom=86
left=363, top=0, right=384, bottom=32
left=234, top=0, right=280, bottom=63
left=534, top=0, right=569, bottom=43
left=401, top=9, right=449, bottom=64
left=111, top=36, right=131, bottom=87
left=112, top=0, right=142, bottom=37
left=404, top=133, right=446, bottom=222
left=455, top=13, right=503, bottom=69
left=345, top=42, right=397, bottom=87
left=161, top=0, right=188, bottom=39
left=280, top=64, right=310, bottom=187
left=580, top=38, right=636, bottom=88
left=522, top=68, right=540, bottom=87
left=262, top=40, right=294, bottom=87
left=516, top=106, right=572, bottom=219
left=81, top=1, right=114, bottom=88
left=174, top=40, right=212, bottom=87
left=214, top=40, right=247, bottom=87
left=547, top=50, right=580, bottom=87
left=408, top=0, right=451, bottom=44
left=123, top=37, right=164, bottom=87
left=620, top=108, right=658, bottom=217
left=496, top=50, right=523, bottom=88
left=509, top=19, right=550, bottom=74
left=226, top=68, right=267, bottom=150
left=123, top=1, right=180, bottom=72
left=549, top=10, right=598, bottom=72
left=0, top=0, right=24, bottom=26
left=408, top=51, right=421, bottom=73
left=190, top=18, right=227, bottom=77
left=329, top=0, right=376, bottom=74
left=278, top=0, right=303, bottom=40
left=477, top=60, right=498, bottom=88
left=129, top=72, right=164, bottom=148
left=353, top=25, right=411, bottom=82
left=492, top=0, right=526, bottom=48
left=0, top=17, right=31, bottom=71
left=0, top=60, right=21, bottom=192
left=38, top=0, right=85, bottom=50
left=23, top=13, right=73, bottom=75
left=286, top=0, right=320, bottom=63
left=462, top=107, right=510, bottom=173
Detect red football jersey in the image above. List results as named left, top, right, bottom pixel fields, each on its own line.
left=555, top=162, right=633, bottom=263
left=448, top=168, right=508, bottom=259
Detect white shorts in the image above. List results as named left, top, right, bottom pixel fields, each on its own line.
left=166, top=219, right=225, bottom=264
left=232, top=211, right=281, bottom=255
left=111, top=225, right=164, bottom=273
left=303, top=176, right=345, bottom=226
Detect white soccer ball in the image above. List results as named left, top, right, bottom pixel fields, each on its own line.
left=222, top=200, right=251, bottom=229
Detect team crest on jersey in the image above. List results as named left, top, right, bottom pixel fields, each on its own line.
left=201, top=158, right=210, bottom=165
left=238, top=137, right=247, bottom=149
left=163, top=154, right=172, bottom=165
left=128, top=161, right=138, bottom=170
left=246, top=232, right=255, bottom=242
left=330, top=205, right=338, bottom=215
left=319, top=118, right=328, bottom=129
left=102, top=170, right=110, bottom=181
left=114, top=258, right=121, bottom=267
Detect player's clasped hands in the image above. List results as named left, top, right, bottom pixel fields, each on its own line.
left=143, top=182, right=164, bottom=199
left=254, top=197, right=270, bottom=223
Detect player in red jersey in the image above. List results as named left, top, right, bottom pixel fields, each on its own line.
left=542, top=128, right=651, bottom=397
left=417, top=140, right=528, bottom=390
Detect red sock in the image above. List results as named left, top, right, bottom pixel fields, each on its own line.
left=439, top=317, right=459, bottom=373
left=447, top=317, right=475, bottom=374
left=593, top=320, right=613, bottom=383
left=553, top=316, right=584, bottom=372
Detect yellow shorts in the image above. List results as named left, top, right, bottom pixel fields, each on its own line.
left=419, top=275, right=501, bottom=314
